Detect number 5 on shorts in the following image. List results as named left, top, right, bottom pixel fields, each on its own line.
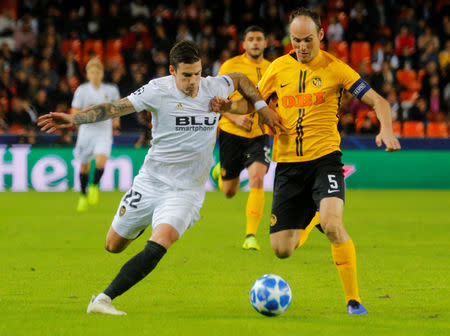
left=328, top=174, right=338, bottom=190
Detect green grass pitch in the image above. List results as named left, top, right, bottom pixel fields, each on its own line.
left=0, top=190, right=449, bottom=336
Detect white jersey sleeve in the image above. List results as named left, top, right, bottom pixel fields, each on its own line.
left=71, top=86, right=84, bottom=109
left=127, top=80, right=162, bottom=112
left=202, top=74, right=235, bottom=98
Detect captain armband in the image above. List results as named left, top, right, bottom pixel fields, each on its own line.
left=349, top=78, right=371, bottom=99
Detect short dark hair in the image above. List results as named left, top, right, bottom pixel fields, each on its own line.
left=289, top=7, right=322, bottom=32
left=243, top=25, right=265, bottom=38
left=169, top=40, right=200, bottom=69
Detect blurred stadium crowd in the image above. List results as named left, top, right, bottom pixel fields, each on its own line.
left=0, top=0, right=449, bottom=144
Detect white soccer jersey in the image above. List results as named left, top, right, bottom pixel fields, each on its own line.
left=72, top=82, right=121, bottom=138
left=127, top=74, right=235, bottom=189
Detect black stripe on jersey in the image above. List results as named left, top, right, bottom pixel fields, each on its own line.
left=302, top=70, right=307, bottom=92
left=295, top=109, right=305, bottom=156
left=256, top=67, right=262, bottom=80
left=299, top=71, right=303, bottom=93
left=337, top=87, right=344, bottom=108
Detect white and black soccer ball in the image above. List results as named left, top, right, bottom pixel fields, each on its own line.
left=249, top=274, right=292, bottom=316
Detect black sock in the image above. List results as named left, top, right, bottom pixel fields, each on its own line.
left=104, top=241, right=167, bottom=300
left=80, top=173, right=89, bottom=195
left=93, top=168, right=104, bottom=185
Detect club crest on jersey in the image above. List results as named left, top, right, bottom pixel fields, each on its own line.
left=176, top=103, right=183, bottom=110
left=119, top=205, right=126, bottom=216
left=312, top=77, right=322, bottom=87
left=270, top=214, right=277, bottom=226
left=104, top=95, right=109, bottom=100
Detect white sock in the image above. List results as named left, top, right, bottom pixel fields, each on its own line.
left=94, top=293, right=111, bottom=303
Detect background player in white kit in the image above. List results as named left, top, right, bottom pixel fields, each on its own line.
left=38, top=41, right=286, bottom=315
left=72, top=58, right=120, bottom=212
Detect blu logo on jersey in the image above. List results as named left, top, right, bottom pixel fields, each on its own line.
left=175, top=116, right=218, bottom=126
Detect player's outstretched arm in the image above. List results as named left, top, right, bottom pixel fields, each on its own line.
left=361, top=89, right=401, bottom=152
left=38, top=98, right=135, bottom=133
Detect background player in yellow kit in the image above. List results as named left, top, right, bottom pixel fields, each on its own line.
left=212, top=7, right=401, bottom=314
left=212, top=26, right=272, bottom=251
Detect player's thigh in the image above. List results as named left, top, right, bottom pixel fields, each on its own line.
left=95, top=154, right=108, bottom=168
left=270, top=163, right=317, bottom=235
left=105, top=225, right=133, bottom=252
left=152, top=187, right=205, bottom=239
left=74, top=135, right=95, bottom=164
left=93, top=138, right=112, bottom=160
left=111, top=180, right=157, bottom=240
left=218, top=131, right=246, bottom=180
left=311, top=151, right=346, bottom=210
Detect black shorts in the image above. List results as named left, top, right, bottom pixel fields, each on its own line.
left=270, top=151, right=345, bottom=234
left=218, top=130, right=270, bottom=180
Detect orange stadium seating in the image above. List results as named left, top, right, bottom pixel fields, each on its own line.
left=402, top=121, right=425, bottom=137
left=83, top=39, right=104, bottom=65
left=350, top=41, right=371, bottom=72
left=426, top=121, right=449, bottom=138
left=61, top=39, right=82, bottom=63
left=392, top=121, right=402, bottom=136
left=328, top=41, right=349, bottom=63
left=105, top=39, right=124, bottom=66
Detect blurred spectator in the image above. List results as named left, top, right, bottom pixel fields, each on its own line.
left=122, top=21, right=151, bottom=50
left=395, top=26, right=415, bottom=57
left=419, top=41, right=439, bottom=67
left=27, top=74, right=40, bottom=101
left=238, top=0, right=259, bottom=31
left=38, top=59, right=59, bottom=91
left=86, top=0, right=104, bottom=39
left=13, top=16, right=37, bottom=51
left=371, top=61, right=396, bottom=93
left=0, top=8, right=16, bottom=49
left=124, top=40, right=153, bottom=75
left=386, top=89, right=403, bottom=122
left=408, top=96, right=428, bottom=122
left=176, top=22, right=194, bottom=42
left=326, top=15, right=344, bottom=43
left=0, top=69, right=15, bottom=98
left=438, top=39, right=450, bottom=70
left=421, top=61, right=441, bottom=98
left=103, top=3, right=125, bottom=39
left=130, top=0, right=151, bottom=19
left=359, top=116, right=378, bottom=135
left=339, top=113, right=356, bottom=135
left=32, top=89, right=52, bottom=116
left=429, top=86, right=442, bottom=114
left=417, top=26, right=440, bottom=53
left=153, top=65, right=168, bottom=78
left=49, top=79, right=72, bottom=109
left=213, top=48, right=231, bottom=76
left=63, top=9, right=85, bottom=39
left=58, top=51, right=81, bottom=80
left=347, top=8, right=370, bottom=42
left=14, top=68, right=28, bottom=98
left=0, top=43, right=13, bottom=69
left=372, top=41, right=399, bottom=72
left=153, top=24, right=171, bottom=54
left=5, top=97, right=37, bottom=143
left=396, top=7, right=417, bottom=35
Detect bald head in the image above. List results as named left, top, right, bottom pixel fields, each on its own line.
left=289, top=15, right=324, bottom=64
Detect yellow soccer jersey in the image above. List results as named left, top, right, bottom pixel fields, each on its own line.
left=258, top=50, right=370, bottom=162
left=218, top=53, right=271, bottom=138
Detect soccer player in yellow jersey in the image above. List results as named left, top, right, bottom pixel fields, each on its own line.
left=212, top=8, right=401, bottom=314
left=213, top=26, right=272, bottom=251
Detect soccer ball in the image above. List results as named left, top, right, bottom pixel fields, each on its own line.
left=249, top=274, right=292, bottom=316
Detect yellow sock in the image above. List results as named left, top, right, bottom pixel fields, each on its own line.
left=297, top=212, right=320, bottom=248
left=245, top=188, right=264, bottom=236
left=218, top=175, right=223, bottom=191
left=331, top=239, right=361, bottom=303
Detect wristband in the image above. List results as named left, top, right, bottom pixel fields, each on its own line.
left=254, top=100, right=267, bottom=111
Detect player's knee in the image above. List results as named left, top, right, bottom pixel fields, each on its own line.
left=105, top=242, right=124, bottom=253
left=223, top=187, right=237, bottom=198
left=249, top=175, right=264, bottom=189
left=271, top=243, right=294, bottom=259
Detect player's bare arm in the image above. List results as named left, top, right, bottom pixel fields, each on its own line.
left=38, top=98, right=135, bottom=133
left=361, top=89, right=401, bottom=152
left=222, top=112, right=253, bottom=131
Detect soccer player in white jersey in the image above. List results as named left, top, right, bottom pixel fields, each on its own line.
left=72, top=58, right=121, bottom=212
left=38, top=41, right=286, bottom=316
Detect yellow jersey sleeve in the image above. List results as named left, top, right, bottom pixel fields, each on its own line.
left=257, top=50, right=367, bottom=162
left=218, top=54, right=271, bottom=138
